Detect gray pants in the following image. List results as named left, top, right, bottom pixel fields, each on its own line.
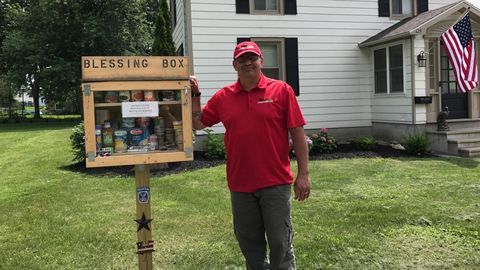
left=231, top=184, right=296, bottom=270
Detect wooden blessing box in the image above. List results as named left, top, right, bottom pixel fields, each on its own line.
left=81, top=56, right=193, bottom=168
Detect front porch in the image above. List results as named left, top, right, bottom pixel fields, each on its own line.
left=427, top=119, right=480, bottom=157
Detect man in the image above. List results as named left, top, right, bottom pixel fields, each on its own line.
left=190, top=41, right=310, bottom=270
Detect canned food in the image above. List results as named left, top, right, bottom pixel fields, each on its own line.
left=105, top=91, right=118, bottom=103
left=122, top=118, right=135, bottom=128
left=144, top=90, right=156, bottom=101
left=131, top=90, right=144, bottom=101
left=136, top=117, right=150, bottom=128
left=148, top=134, right=158, bottom=150
left=162, top=91, right=174, bottom=101
left=119, top=91, right=131, bottom=102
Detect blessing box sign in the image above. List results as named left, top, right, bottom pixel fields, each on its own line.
left=81, top=56, right=189, bottom=81
left=122, top=102, right=159, bottom=118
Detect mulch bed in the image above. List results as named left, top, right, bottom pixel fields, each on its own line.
left=64, top=144, right=411, bottom=177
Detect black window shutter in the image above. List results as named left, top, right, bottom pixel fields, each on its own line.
left=284, top=0, right=297, bottom=15
left=237, top=37, right=251, bottom=44
left=285, top=38, right=299, bottom=96
left=236, top=0, right=249, bottom=14
left=378, top=0, right=390, bottom=17
left=417, top=0, right=428, bottom=14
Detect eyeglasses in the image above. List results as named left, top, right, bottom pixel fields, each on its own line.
left=236, top=54, right=260, bottom=64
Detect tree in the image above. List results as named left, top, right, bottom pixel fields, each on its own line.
left=152, top=0, right=175, bottom=56
left=0, top=0, right=154, bottom=118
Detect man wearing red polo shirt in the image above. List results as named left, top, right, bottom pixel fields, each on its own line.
left=190, top=41, right=310, bottom=270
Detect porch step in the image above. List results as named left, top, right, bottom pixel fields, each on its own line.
left=428, top=127, right=480, bottom=156
left=458, top=147, right=480, bottom=157
left=440, top=128, right=480, bottom=140
left=447, top=138, right=480, bottom=148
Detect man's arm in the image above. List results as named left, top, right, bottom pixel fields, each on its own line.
left=290, top=126, right=311, bottom=201
left=190, top=76, right=206, bottom=130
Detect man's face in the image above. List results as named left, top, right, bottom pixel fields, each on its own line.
left=233, top=53, right=263, bottom=78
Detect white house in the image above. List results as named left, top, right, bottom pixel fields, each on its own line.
left=170, top=0, right=480, bottom=157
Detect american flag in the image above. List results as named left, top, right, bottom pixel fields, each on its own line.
left=441, top=12, right=478, bottom=92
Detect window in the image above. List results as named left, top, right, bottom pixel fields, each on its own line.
left=236, top=0, right=297, bottom=15
left=255, top=40, right=284, bottom=80
left=391, top=0, right=412, bottom=16
left=389, top=44, right=403, bottom=92
left=253, top=0, right=280, bottom=14
left=374, top=49, right=387, bottom=93
left=378, top=0, right=428, bottom=18
left=236, top=37, right=299, bottom=95
left=373, top=44, right=404, bottom=94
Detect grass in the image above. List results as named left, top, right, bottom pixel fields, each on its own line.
left=0, top=122, right=479, bottom=269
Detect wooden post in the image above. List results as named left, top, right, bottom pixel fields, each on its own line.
left=134, top=164, right=154, bottom=270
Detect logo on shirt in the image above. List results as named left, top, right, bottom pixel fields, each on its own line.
left=258, top=98, right=274, bottom=104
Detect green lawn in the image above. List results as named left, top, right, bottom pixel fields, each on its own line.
left=0, top=123, right=479, bottom=270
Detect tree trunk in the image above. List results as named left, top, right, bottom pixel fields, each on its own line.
left=32, top=81, right=40, bottom=119
left=28, top=73, right=41, bottom=119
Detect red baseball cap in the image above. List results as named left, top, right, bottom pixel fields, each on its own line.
left=233, top=41, right=262, bottom=59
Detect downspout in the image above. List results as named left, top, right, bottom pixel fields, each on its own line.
left=411, top=36, right=417, bottom=128
left=185, top=0, right=194, bottom=75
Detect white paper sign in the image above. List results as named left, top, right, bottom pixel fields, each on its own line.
left=122, top=102, right=159, bottom=118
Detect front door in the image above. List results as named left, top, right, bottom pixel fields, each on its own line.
left=439, top=42, right=469, bottom=119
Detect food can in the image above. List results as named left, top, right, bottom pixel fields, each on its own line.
left=144, top=90, right=156, bottom=101
left=165, top=127, right=175, bottom=145
left=95, top=125, right=103, bottom=153
left=154, top=117, right=165, bottom=135
left=118, top=91, right=131, bottom=102
left=105, top=91, right=119, bottom=103
left=114, top=129, right=128, bottom=153
left=131, top=90, right=144, bottom=101
left=148, top=134, right=158, bottom=150
left=94, top=92, right=105, bottom=103
left=136, top=117, right=150, bottom=128
left=122, top=118, right=135, bottom=128
left=162, top=90, right=174, bottom=101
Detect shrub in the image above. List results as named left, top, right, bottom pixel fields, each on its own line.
left=309, top=128, right=337, bottom=154
left=401, top=133, right=431, bottom=156
left=289, top=135, right=313, bottom=158
left=204, top=128, right=226, bottom=160
left=352, top=136, right=376, bottom=151
left=70, top=121, right=86, bottom=163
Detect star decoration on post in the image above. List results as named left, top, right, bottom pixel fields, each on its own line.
left=134, top=213, right=153, bottom=232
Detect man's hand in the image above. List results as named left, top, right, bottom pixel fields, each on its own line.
left=189, top=75, right=200, bottom=95
left=294, top=173, right=311, bottom=201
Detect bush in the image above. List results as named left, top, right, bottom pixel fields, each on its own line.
left=401, top=133, right=431, bottom=156
left=70, top=121, right=86, bottom=163
left=204, top=128, right=226, bottom=160
left=310, top=128, right=337, bottom=154
left=352, top=136, right=376, bottom=151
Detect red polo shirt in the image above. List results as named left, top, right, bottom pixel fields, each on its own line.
left=201, top=74, right=306, bottom=192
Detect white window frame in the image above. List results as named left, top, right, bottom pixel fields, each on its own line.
left=390, top=0, right=416, bottom=19
left=252, top=38, right=285, bottom=81
left=250, top=0, right=283, bottom=15
left=373, top=41, right=406, bottom=95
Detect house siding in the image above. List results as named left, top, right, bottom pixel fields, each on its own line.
left=183, top=0, right=463, bottom=133
left=172, top=0, right=186, bottom=54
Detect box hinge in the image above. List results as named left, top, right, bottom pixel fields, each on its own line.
left=185, top=147, right=193, bottom=158
left=87, top=151, right=95, bottom=161
left=84, top=84, right=91, bottom=96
